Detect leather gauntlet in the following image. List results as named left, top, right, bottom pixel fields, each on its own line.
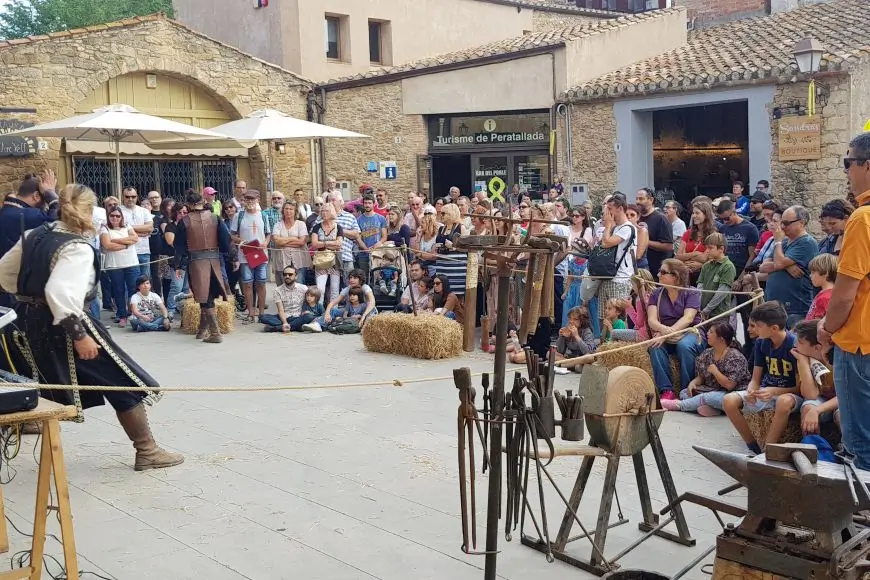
left=58, top=315, right=87, bottom=341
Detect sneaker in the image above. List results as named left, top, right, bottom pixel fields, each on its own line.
left=378, top=281, right=389, bottom=295
left=388, top=285, right=397, bottom=297
left=302, top=321, right=323, bottom=333
left=554, top=367, right=570, bottom=375
left=660, top=390, right=676, bottom=401
left=696, top=404, right=721, bottom=417
left=660, top=399, right=681, bottom=411
left=118, top=317, right=127, bottom=328
left=263, top=326, right=280, bottom=333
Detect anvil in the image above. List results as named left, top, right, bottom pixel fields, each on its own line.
left=694, top=445, right=870, bottom=555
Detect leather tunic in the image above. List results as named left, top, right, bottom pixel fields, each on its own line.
left=181, top=210, right=227, bottom=303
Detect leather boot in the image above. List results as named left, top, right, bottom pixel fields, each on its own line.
left=195, top=308, right=208, bottom=340
left=203, top=308, right=223, bottom=343
left=116, top=404, right=184, bottom=471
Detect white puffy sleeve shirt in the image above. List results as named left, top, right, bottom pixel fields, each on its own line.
left=0, top=233, right=97, bottom=325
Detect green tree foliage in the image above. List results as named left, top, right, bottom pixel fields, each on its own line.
left=0, top=0, right=174, bottom=40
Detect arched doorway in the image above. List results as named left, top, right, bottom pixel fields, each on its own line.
left=65, top=72, right=251, bottom=200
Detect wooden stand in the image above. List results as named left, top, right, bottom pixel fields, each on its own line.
left=0, top=399, right=78, bottom=580
left=711, top=557, right=787, bottom=579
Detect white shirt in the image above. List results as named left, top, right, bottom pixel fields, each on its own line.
left=120, top=205, right=152, bottom=255
left=91, top=206, right=106, bottom=249
left=612, top=222, right=638, bottom=282
left=0, top=228, right=96, bottom=324
left=101, top=227, right=139, bottom=270
left=551, top=223, right=571, bottom=276
left=670, top=218, right=687, bottom=241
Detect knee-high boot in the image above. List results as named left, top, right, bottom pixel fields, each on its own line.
left=195, top=306, right=208, bottom=340
left=116, top=403, right=184, bottom=471
left=203, top=308, right=223, bottom=343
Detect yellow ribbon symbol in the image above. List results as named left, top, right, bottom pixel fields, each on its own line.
left=488, top=176, right=506, bottom=203
left=864, top=119, right=870, bottom=132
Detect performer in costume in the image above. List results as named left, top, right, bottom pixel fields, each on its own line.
left=173, top=191, right=231, bottom=343
left=0, top=184, right=183, bottom=472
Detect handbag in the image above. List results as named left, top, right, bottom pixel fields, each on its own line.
left=587, top=224, right=636, bottom=278
left=312, top=249, right=336, bottom=270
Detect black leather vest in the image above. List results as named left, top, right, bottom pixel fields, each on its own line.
left=17, top=223, right=101, bottom=303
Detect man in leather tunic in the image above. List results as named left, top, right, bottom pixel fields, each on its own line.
left=173, top=191, right=230, bottom=343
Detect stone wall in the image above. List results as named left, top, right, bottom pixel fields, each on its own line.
left=557, top=101, right=617, bottom=205
left=768, top=74, right=852, bottom=227
left=322, top=81, right=428, bottom=198
left=0, top=16, right=312, bottom=199
left=531, top=10, right=601, bottom=31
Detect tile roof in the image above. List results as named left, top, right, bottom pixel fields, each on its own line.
left=322, top=8, right=684, bottom=88
left=473, top=0, right=619, bottom=17
left=0, top=12, right=314, bottom=85
left=564, top=0, right=870, bottom=102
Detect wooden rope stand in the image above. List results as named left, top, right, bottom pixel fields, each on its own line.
left=0, top=399, right=79, bottom=580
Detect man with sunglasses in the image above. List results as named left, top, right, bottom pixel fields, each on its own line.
left=759, top=205, right=817, bottom=326
left=819, top=132, right=870, bottom=470
left=261, top=266, right=308, bottom=332
left=120, top=187, right=154, bottom=277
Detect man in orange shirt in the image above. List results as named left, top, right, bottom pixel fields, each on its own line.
left=819, top=131, right=870, bottom=469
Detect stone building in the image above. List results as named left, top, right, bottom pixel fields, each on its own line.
left=318, top=8, right=687, bottom=199
left=0, top=14, right=313, bottom=199
left=557, top=0, right=870, bottom=218
left=172, top=0, right=617, bottom=82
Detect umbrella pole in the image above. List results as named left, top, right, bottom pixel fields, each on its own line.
left=266, top=139, right=274, bottom=192
left=115, top=139, right=123, bottom=197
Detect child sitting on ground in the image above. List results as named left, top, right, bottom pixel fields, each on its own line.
left=792, top=319, right=839, bottom=435
left=723, top=301, right=801, bottom=454
left=341, top=288, right=367, bottom=321
left=286, top=287, right=324, bottom=332
left=805, top=253, right=837, bottom=320
left=601, top=298, right=627, bottom=342
left=129, top=275, right=171, bottom=332
left=661, top=322, right=750, bottom=416
left=550, top=305, right=597, bottom=373
left=697, top=232, right=736, bottom=320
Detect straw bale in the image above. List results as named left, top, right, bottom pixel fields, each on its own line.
left=362, top=313, right=463, bottom=360
left=180, top=296, right=236, bottom=335
left=746, top=410, right=803, bottom=450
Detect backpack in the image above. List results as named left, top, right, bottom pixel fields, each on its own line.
left=327, top=318, right=361, bottom=334
left=587, top=223, right=636, bottom=278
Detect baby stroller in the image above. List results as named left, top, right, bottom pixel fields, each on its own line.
left=368, top=244, right=407, bottom=313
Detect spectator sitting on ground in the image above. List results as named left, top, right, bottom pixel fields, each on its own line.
left=340, top=288, right=367, bottom=321
left=661, top=322, right=750, bottom=416
left=723, top=301, right=800, bottom=455
left=646, top=259, right=706, bottom=401
left=601, top=298, right=627, bottom=343
left=551, top=305, right=597, bottom=371
left=806, top=253, right=838, bottom=320
left=304, top=269, right=377, bottom=332
left=129, top=275, right=171, bottom=332
left=261, top=266, right=309, bottom=333
left=792, top=319, right=839, bottom=437
left=696, top=232, right=736, bottom=321
left=430, top=274, right=464, bottom=324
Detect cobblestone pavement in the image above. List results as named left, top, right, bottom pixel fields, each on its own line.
left=1, top=313, right=751, bottom=579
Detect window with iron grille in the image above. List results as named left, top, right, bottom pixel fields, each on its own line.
left=72, top=157, right=238, bottom=202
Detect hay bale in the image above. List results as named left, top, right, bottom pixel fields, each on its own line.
left=745, top=409, right=803, bottom=450
left=362, top=313, right=463, bottom=360
left=180, top=296, right=236, bottom=335
left=593, top=341, right=680, bottom=389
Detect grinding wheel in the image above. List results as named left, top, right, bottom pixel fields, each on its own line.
left=580, top=366, right=663, bottom=455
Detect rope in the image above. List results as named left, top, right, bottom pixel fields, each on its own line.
left=0, top=367, right=527, bottom=394
left=554, top=290, right=764, bottom=368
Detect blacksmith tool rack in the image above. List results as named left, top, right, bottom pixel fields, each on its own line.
left=452, top=231, right=695, bottom=580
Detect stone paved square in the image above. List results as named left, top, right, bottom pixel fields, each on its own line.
left=2, top=317, right=750, bottom=579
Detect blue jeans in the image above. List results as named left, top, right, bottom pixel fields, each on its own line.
left=130, top=315, right=168, bottom=332
left=261, top=312, right=317, bottom=331
left=168, top=270, right=189, bottom=312
left=107, top=267, right=138, bottom=319
left=649, top=334, right=706, bottom=393
left=834, top=346, right=870, bottom=470
left=136, top=253, right=151, bottom=277
left=678, top=389, right=727, bottom=412
left=100, top=272, right=113, bottom=309
left=89, top=298, right=100, bottom=320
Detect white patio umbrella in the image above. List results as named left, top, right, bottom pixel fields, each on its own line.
left=150, top=108, right=368, bottom=190
left=6, top=103, right=235, bottom=194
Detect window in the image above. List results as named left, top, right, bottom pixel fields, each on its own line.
left=325, top=16, right=341, bottom=60
left=369, top=21, right=382, bottom=64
